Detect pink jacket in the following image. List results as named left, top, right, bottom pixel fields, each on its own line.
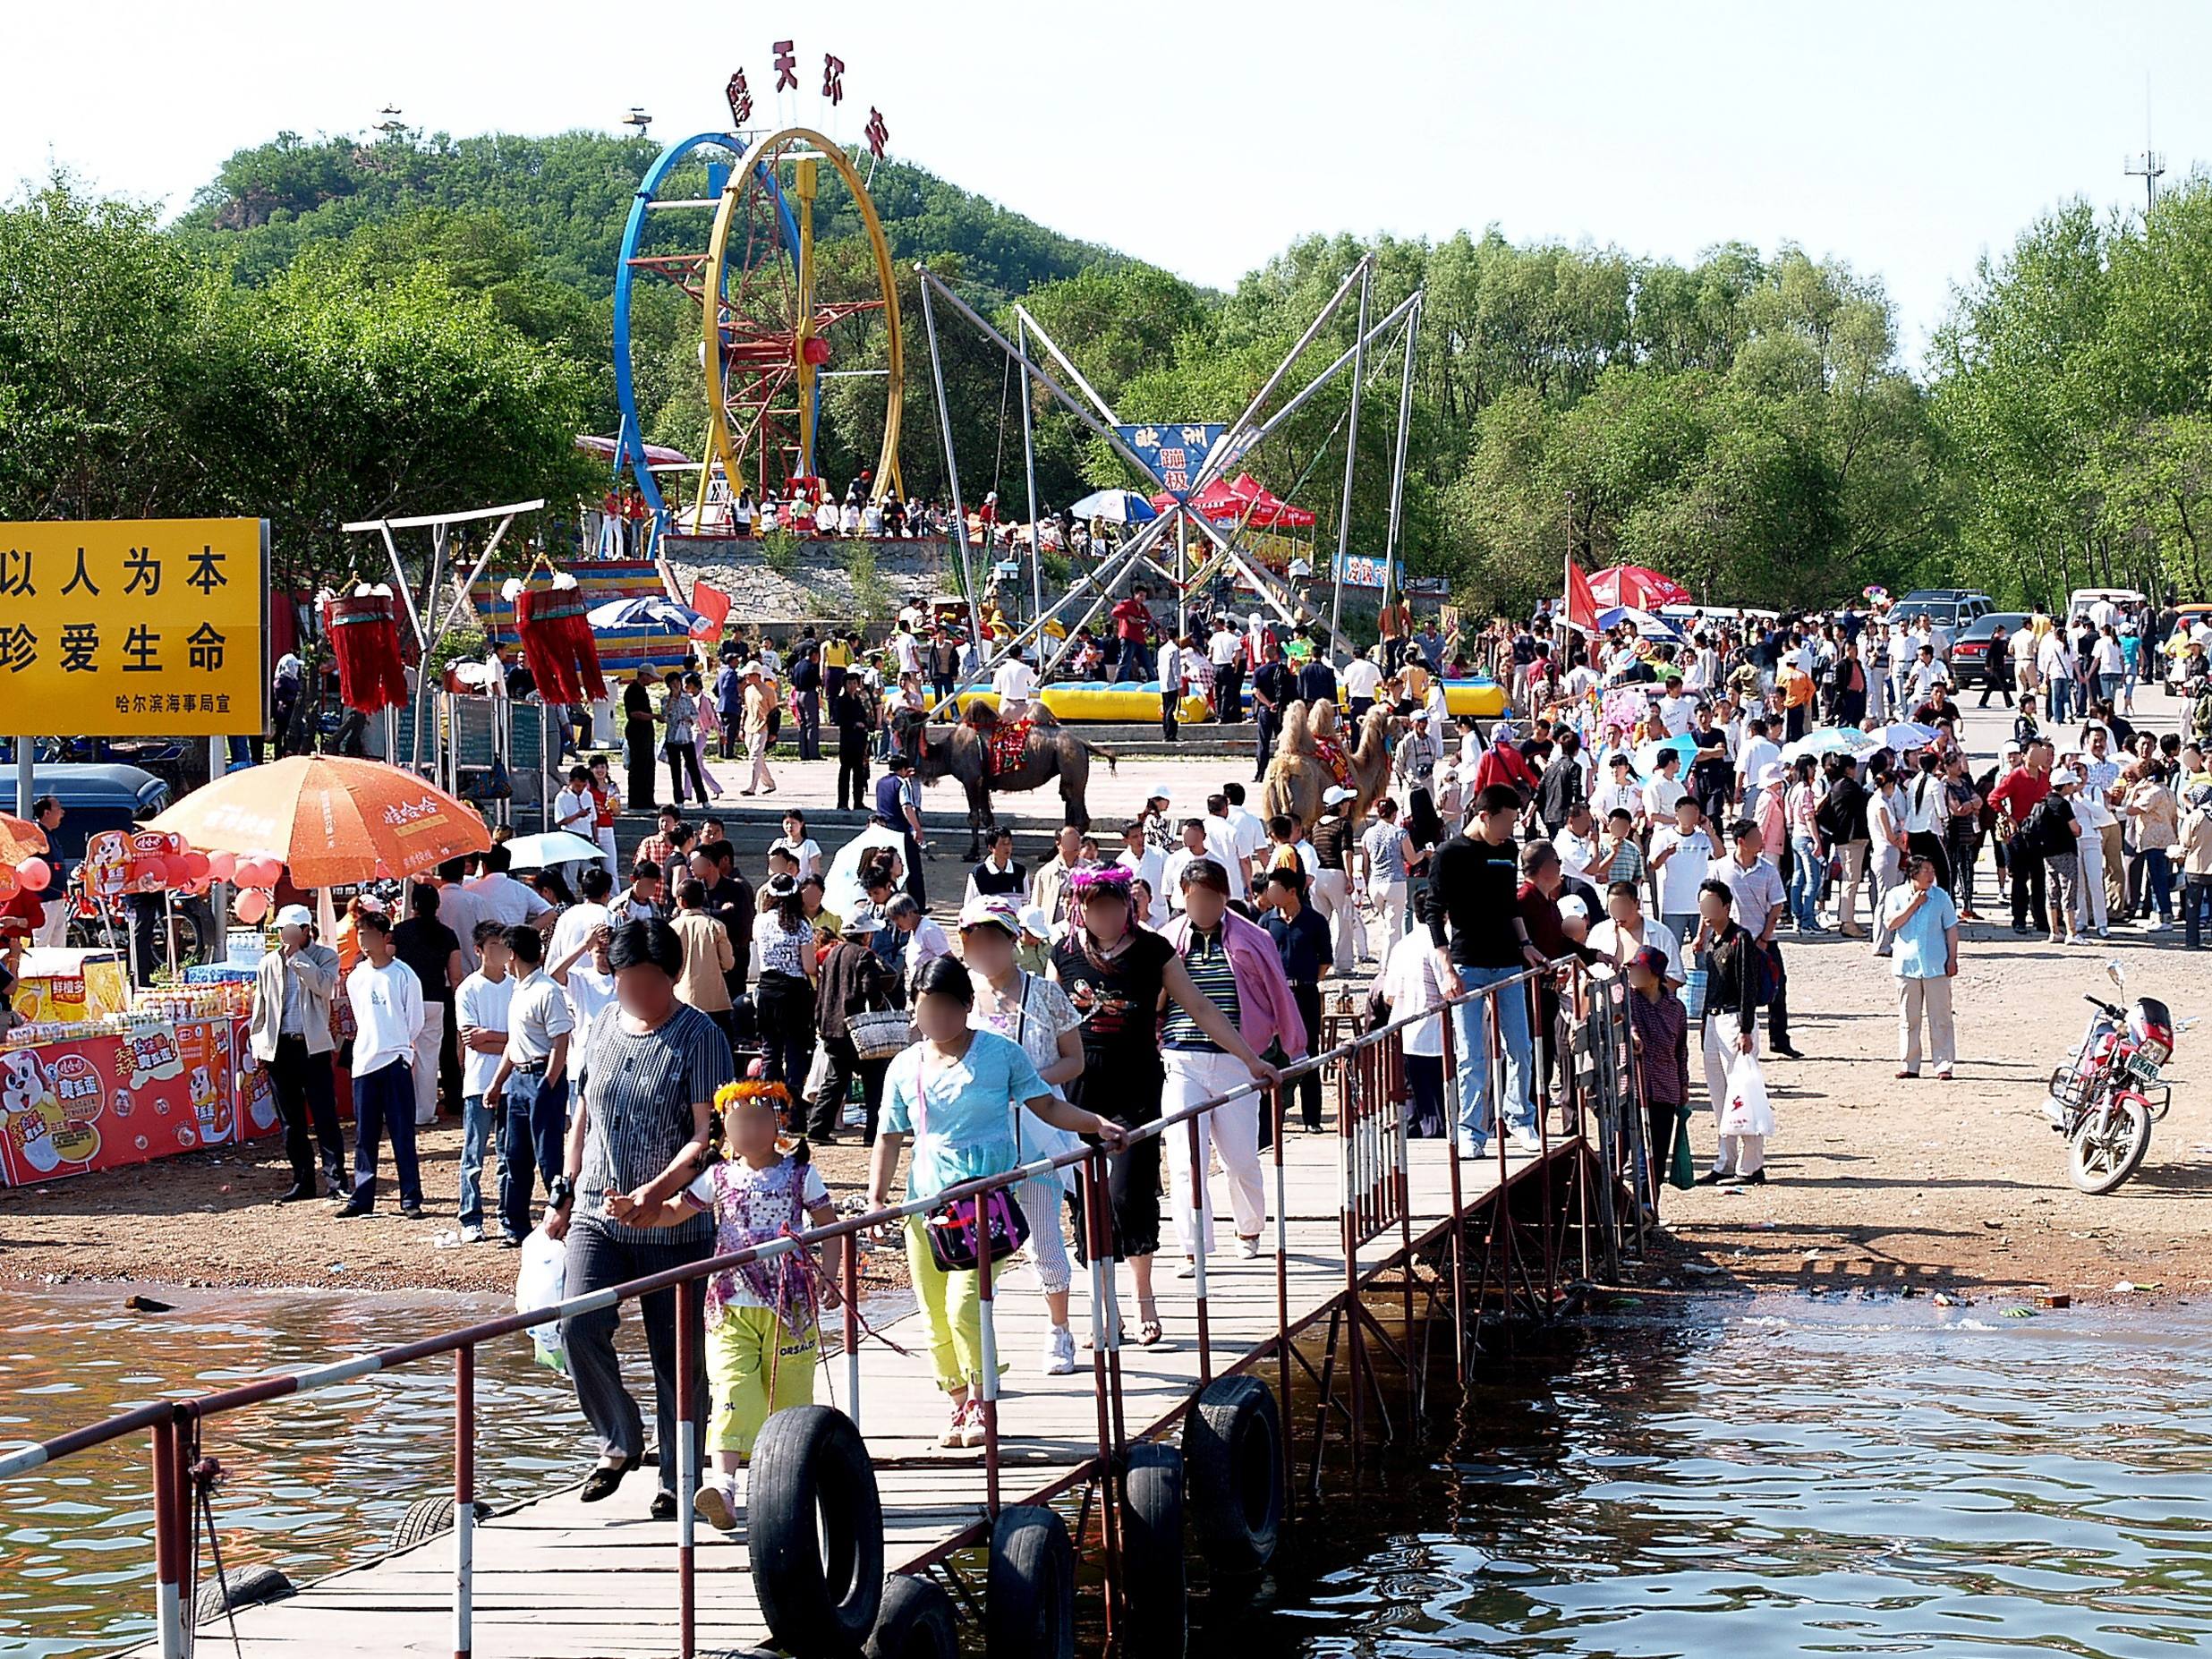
left=1159, top=907, right=1309, bottom=1060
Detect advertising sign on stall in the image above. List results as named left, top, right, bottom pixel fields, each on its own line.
left=0, top=518, right=269, bottom=736
left=0, top=1018, right=276, bottom=1185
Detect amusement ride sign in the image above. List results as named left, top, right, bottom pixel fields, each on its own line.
left=1115, top=423, right=1229, bottom=500
left=0, top=518, right=269, bottom=737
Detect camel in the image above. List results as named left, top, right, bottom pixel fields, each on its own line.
left=1263, top=700, right=1393, bottom=834
left=895, top=708, right=1118, bottom=859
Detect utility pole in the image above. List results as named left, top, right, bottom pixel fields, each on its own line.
left=2125, top=75, right=2164, bottom=219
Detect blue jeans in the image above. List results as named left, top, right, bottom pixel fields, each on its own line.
left=500, top=1072, right=570, bottom=1243
left=1449, top=965, right=1533, bottom=1147
left=1789, top=835, right=1823, bottom=930
left=2047, top=677, right=2073, bottom=722
left=1116, top=641, right=1155, bottom=683
left=457, top=1093, right=493, bottom=1229
left=2099, top=672, right=2123, bottom=708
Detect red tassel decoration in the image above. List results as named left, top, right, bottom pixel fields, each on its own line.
left=324, top=590, right=410, bottom=715
left=516, top=585, right=607, bottom=706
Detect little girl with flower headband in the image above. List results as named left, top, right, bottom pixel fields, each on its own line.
left=608, top=1079, right=836, bottom=1531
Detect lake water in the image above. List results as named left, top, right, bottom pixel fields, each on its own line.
left=4, top=1288, right=2210, bottom=1657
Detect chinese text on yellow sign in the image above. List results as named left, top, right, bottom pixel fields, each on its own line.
left=0, top=519, right=269, bottom=736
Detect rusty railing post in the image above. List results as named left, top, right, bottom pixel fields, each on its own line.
left=675, top=1282, right=697, bottom=1659
left=150, top=1412, right=184, bottom=1659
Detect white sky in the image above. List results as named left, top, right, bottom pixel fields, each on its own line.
left=7, top=0, right=2202, bottom=368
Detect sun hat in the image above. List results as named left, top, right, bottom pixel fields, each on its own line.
left=1017, top=904, right=1052, bottom=940
left=838, top=903, right=884, bottom=939
left=957, top=895, right=1021, bottom=937
left=1322, top=785, right=1353, bottom=805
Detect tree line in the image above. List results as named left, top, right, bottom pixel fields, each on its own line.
left=6, top=124, right=2212, bottom=621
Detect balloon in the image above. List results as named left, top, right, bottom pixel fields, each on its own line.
left=181, top=852, right=211, bottom=880
left=207, top=851, right=237, bottom=881
left=15, top=857, right=49, bottom=892
left=242, top=857, right=282, bottom=888
left=129, top=857, right=166, bottom=890
left=162, top=855, right=192, bottom=886
left=234, top=889, right=269, bottom=924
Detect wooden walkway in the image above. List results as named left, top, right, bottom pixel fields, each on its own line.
left=169, top=1132, right=1568, bottom=1658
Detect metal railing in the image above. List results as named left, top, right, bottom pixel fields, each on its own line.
left=0, top=955, right=1630, bottom=1659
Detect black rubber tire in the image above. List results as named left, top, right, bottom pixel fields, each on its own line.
left=1182, top=1374, right=1284, bottom=1577
left=391, top=1495, right=455, bottom=1551
left=864, top=1573, right=959, bottom=1659
left=1119, top=1442, right=1187, bottom=1649
left=985, top=1503, right=1075, bottom=1659
left=192, top=1562, right=293, bottom=1625
left=748, top=1405, right=885, bottom=1657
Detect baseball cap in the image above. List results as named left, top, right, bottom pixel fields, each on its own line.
left=1323, top=785, right=1353, bottom=805
left=1017, top=904, right=1051, bottom=940
left=2051, top=767, right=2080, bottom=787
left=1629, top=944, right=1669, bottom=977
left=957, top=895, right=1021, bottom=937
left=275, top=904, right=314, bottom=930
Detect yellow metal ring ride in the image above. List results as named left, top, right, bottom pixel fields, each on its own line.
left=703, top=127, right=903, bottom=507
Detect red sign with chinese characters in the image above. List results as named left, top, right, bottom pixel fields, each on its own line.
left=0, top=1017, right=277, bottom=1187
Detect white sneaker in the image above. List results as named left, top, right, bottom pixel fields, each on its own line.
left=1042, top=1325, right=1077, bottom=1375
left=1234, top=1235, right=1261, bottom=1261
left=692, top=1479, right=739, bottom=1533
left=460, top=1222, right=484, bottom=1245
left=1510, top=1130, right=1544, bottom=1153
left=1174, top=1257, right=1197, bottom=1279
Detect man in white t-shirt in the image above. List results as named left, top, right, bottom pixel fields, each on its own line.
left=1341, top=648, right=1384, bottom=713
left=1642, top=750, right=1689, bottom=827
left=1587, top=881, right=1684, bottom=990
left=1647, top=795, right=1716, bottom=943
left=1590, top=752, right=1645, bottom=829
left=990, top=651, right=1037, bottom=721
left=1117, top=821, right=1169, bottom=925
left=467, top=848, right=554, bottom=932
left=1736, top=718, right=1782, bottom=808
left=451, top=921, right=516, bottom=1243
left=1221, top=784, right=1268, bottom=891
left=1656, top=677, right=1696, bottom=737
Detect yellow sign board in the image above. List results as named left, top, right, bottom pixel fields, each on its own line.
left=0, top=519, right=268, bottom=736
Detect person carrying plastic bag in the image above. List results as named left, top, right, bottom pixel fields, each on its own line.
left=1688, top=876, right=1772, bottom=1183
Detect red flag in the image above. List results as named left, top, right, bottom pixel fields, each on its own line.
left=689, top=581, right=731, bottom=642
left=1564, top=557, right=1598, bottom=635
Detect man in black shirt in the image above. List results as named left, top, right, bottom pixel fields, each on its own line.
left=1251, top=642, right=1297, bottom=783
left=1536, top=730, right=1586, bottom=836
left=1261, top=867, right=1331, bottom=1129
left=391, top=885, right=463, bottom=1126
left=1295, top=634, right=1338, bottom=708
left=1427, top=783, right=1547, bottom=1153
left=691, top=839, right=755, bottom=1003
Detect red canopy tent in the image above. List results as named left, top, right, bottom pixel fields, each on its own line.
left=1151, top=472, right=1316, bottom=529
left=1587, top=564, right=1691, bottom=610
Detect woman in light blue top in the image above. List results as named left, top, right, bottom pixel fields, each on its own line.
left=865, top=957, right=1125, bottom=1448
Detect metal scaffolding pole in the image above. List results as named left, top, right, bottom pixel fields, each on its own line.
left=916, top=272, right=987, bottom=651
left=1010, top=303, right=1119, bottom=426
left=1016, top=313, right=1045, bottom=639
left=1203, top=256, right=1374, bottom=498
left=1329, top=265, right=1374, bottom=647
left=1381, top=291, right=1424, bottom=611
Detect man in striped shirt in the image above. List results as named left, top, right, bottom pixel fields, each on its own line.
left=549, top=919, right=734, bottom=1518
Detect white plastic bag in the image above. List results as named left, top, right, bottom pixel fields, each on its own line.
left=515, top=1225, right=569, bottom=1375
left=1719, top=1048, right=1775, bottom=1138
left=803, top=1038, right=833, bottom=1107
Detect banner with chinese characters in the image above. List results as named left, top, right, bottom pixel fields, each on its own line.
left=1331, top=552, right=1396, bottom=591
left=0, top=1017, right=277, bottom=1187
left=0, top=518, right=269, bottom=736
left=1115, top=423, right=1227, bottom=499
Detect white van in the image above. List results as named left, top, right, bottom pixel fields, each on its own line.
left=2067, top=588, right=2146, bottom=626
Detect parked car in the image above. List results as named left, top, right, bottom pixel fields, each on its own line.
left=2161, top=604, right=2212, bottom=696
left=1889, top=589, right=1996, bottom=634
left=1950, top=612, right=2029, bottom=690
left=2067, top=587, right=2146, bottom=627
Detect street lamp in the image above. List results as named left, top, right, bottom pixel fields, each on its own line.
left=624, top=107, right=653, bottom=138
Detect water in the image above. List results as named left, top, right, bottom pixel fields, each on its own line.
left=1223, top=1297, right=2212, bottom=1656
left=5, top=1289, right=2212, bottom=1657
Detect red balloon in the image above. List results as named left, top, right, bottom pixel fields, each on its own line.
left=208, top=851, right=237, bottom=881
left=181, top=852, right=211, bottom=880
left=15, top=857, right=49, bottom=892
left=129, top=856, right=166, bottom=890
left=162, top=855, right=192, bottom=886
left=234, top=889, right=270, bottom=924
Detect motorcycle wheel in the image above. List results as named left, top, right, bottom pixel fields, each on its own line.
left=2067, top=1097, right=2152, bottom=1195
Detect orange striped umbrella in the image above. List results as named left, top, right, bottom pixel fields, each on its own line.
left=144, top=755, right=492, bottom=887
left=0, top=812, right=49, bottom=865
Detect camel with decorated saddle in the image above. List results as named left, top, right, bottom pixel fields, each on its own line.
left=1263, top=698, right=1393, bottom=835
left=892, top=702, right=1118, bottom=860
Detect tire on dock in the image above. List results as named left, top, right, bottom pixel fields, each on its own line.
left=1119, top=1442, right=1187, bottom=1647
left=864, top=1573, right=958, bottom=1659
left=389, top=1494, right=489, bottom=1552
left=1182, top=1374, right=1284, bottom=1578
left=748, top=1404, right=885, bottom=1656
left=984, top=1502, right=1074, bottom=1659
left=192, top=1562, right=293, bottom=1625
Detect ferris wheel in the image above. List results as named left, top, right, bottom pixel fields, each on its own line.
left=610, top=125, right=904, bottom=532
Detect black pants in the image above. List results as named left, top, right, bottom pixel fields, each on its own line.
left=796, top=689, right=821, bottom=760
left=1255, top=708, right=1281, bottom=781
left=625, top=719, right=658, bottom=811
left=717, top=710, right=739, bottom=761
left=349, top=1060, right=422, bottom=1209
left=754, top=970, right=816, bottom=1093
left=932, top=674, right=957, bottom=714
left=269, top=1035, right=344, bottom=1193
left=438, top=1005, right=463, bottom=1116
left=1289, top=981, right=1324, bottom=1129
left=1905, top=830, right=1950, bottom=889
left=1161, top=690, right=1179, bottom=742
left=837, top=743, right=870, bottom=812
left=1213, top=659, right=1243, bottom=722
left=2012, top=853, right=2048, bottom=932
left=2186, top=874, right=2212, bottom=949
left=1762, top=940, right=1792, bottom=1052
left=1072, top=1060, right=1163, bottom=1261
left=558, top=1219, right=708, bottom=1492
left=901, top=830, right=926, bottom=905
left=810, top=1033, right=889, bottom=1143
left=1945, top=826, right=1979, bottom=914
left=664, top=741, right=706, bottom=806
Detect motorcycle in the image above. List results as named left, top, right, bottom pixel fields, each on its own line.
left=2043, top=961, right=2179, bottom=1194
